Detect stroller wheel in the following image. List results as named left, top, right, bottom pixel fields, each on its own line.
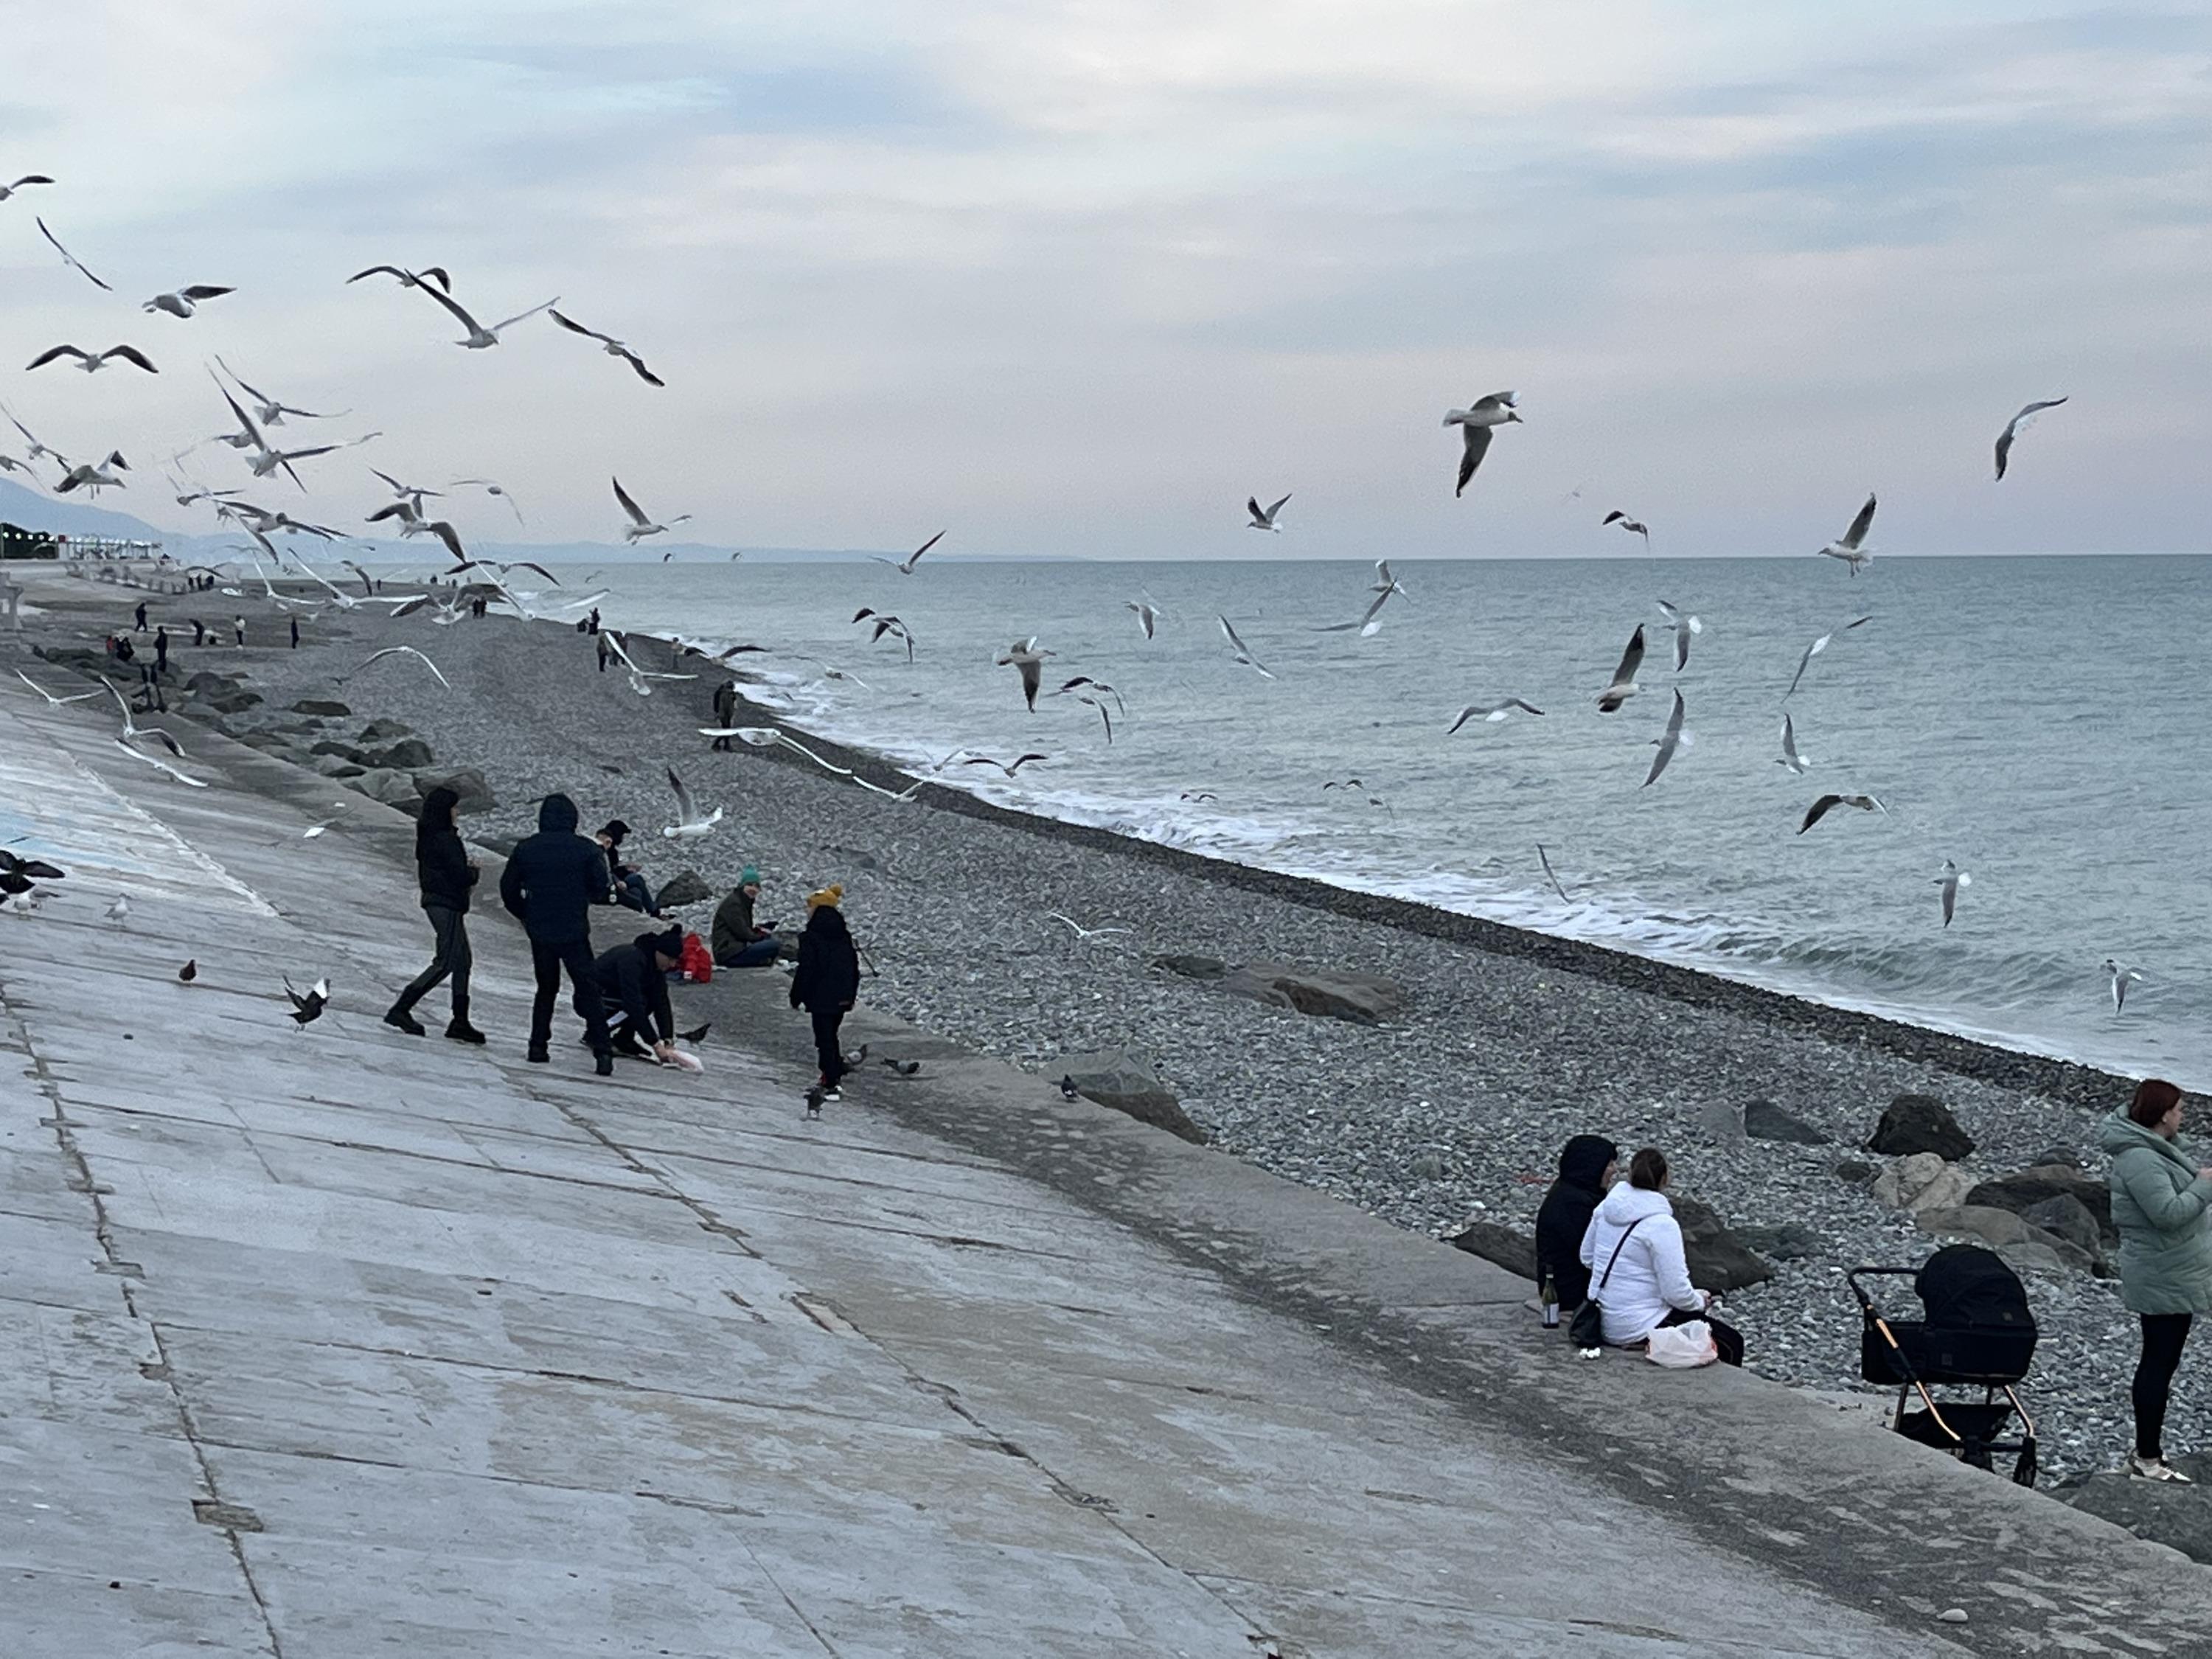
left=2012, top=1436, right=2038, bottom=1489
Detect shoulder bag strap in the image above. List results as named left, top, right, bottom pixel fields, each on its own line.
left=1595, top=1217, right=1645, bottom=1292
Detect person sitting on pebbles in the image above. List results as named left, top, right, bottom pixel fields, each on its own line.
left=712, top=865, right=780, bottom=968
left=1577, top=1147, right=1744, bottom=1366
left=595, top=819, right=661, bottom=917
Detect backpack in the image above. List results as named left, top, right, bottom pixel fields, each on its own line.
left=678, top=932, right=713, bottom=983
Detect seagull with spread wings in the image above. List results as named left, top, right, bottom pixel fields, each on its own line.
left=852, top=608, right=916, bottom=661
left=15, top=669, right=102, bottom=706
left=1785, top=615, right=1873, bottom=698
left=448, top=478, right=524, bottom=523
left=36, top=217, right=109, bottom=289
left=1603, top=509, right=1649, bottom=548
left=1126, top=598, right=1161, bottom=639
left=411, top=282, right=558, bottom=349
left=1447, top=698, right=1544, bottom=732
left=1443, top=391, right=1520, bottom=495
left=1653, top=600, right=1703, bottom=671
left=548, top=308, right=664, bottom=385
left=1994, top=397, right=2067, bottom=481
left=1798, top=793, right=1886, bottom=834
left=347, top=264, right=453, bottom=293
left=1817, top=493, right=1878, bottom=575
left=662, top=768, right=724, bottom=839
left=1218, top=614, right=1275, bottom=678
left=27, top=344, right=156, bottom=375
left=613, top=475, right=689, bottom=543
left=143, top=284, right=234, bottom=319
left=1775, top=713, right=1812, bottom=775
left=1643, top=689, right=1691, bottom=787
left=873, top=529, right=945, bottom=574
left=219, top=358, right=344, bottom=426
left=1596, top=625, right=1645, bottom=712
left=349, top=646, right=451, bottom=689
left=996, top=639, right=1055, bottom=710
left=0, top=174, right=54, bottom=204
left=1247, top=492, right=1291, bottom=531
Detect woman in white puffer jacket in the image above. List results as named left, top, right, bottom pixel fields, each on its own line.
left=1579, top=1148, right=1744, bottom=1366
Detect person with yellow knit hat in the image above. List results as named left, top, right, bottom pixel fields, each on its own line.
left=790, top=883, right=860, bottom=1100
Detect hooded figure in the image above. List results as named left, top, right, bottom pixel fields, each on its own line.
left=500, top=793, right=614, bottom=1068
left=711, top=680, right=739, bottom=750
left=384, top=785, right=483, bottom=1043
left=790, top=900, right=860, bottom=1097
left=1535, top=1135, right=1617, bottom=1311
left=594, top=923, right=684, bottom=1058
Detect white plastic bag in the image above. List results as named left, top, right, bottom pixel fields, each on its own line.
left=1646, top=1321, right=1719, bottom=1369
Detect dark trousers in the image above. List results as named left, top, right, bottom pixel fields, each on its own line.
left=2135, top=1313, right=2194, bottom=1458
left=529, top=937, right=608, bottom=1053
left=612, top=873, right=658, bottom=915
left=716, top=936, right=779, bottom=970
left=809, top=1006, right=847, bottom=1086
left=1655, top=1304, right=1745, bottom=1367
left=393, top=904, right=471, bottom=1019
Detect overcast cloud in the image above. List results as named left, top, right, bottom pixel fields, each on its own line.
left=1, top=1, right=2205, bottom=558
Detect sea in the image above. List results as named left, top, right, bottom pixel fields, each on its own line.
left=532, top=553, right=2211, bottom=1090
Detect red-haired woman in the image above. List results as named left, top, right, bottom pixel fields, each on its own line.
left=2104, top=1078, right=2212, bottom=1481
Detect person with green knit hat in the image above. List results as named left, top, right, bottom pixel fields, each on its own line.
left=711, top=863, right=779, bottom=968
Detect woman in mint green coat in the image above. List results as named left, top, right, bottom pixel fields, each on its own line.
left=2101, top=1078, right=2212, bottom=1481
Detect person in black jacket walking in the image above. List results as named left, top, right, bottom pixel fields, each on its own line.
left=383, top=786, right=486, bottom=1043
left=789, top=886, right=860, bottom=1099
left=499, top=793, right=615, bottom=1073
left=594, top=924, right=683, bottom=1062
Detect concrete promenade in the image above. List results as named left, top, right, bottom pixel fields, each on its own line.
left=2, top=669, right=2208, bottom=1656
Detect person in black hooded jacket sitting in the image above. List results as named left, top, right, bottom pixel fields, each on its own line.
left=594, top=924, right=682, bottom=1062
left=1535, top=1134, right=1618, bottom=1317
left=499, top=793, right=616, bottom=1073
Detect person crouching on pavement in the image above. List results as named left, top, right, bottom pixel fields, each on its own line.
left=790, top=886, right=859, bottom=1099
left=594, top=922, right=682, bottom=1064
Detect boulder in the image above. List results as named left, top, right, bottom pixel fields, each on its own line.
left=358, top=719, right=414, bottom=744
left=1219, top=960, right=1405, bottom=1025
left=417, top=766, right=495, bottom=815
left=1154, top=954, right=1228, bottom=981
left=346, top=768, right=424, bottom=809
left=309, top=740, right=368, bottom=762
left=1444, top=1220, right=1535, bottom=1281
left=1673, top=1196, right=1775, bottom=1291
left=1736, top=1222, right=1821, bottom=1262
left=1964, top=1166, right=2115, bottom=1240
left=313, top=755, right=365, bottom=779
left=291, top=698, right=350, bottom=717
left=1744, top=1099, right=1831, bottom=1146
left=655, top=869, right=713, bottom=908
left=234, top=731, right=296, bottom=756
left=184, top=669, right=239, bottom=695
left=2020, top=1193, right=2105, bottom=1259
left=202, top=689, right=262, bottom=714
left=1057, top=1051, right=1207, bottom=1145
left=1833, top=1160, right=1876, bottom=1184
left=1915, top=1206, right=2095, bottom=1275
left=1871, top=1153, right=1975, bottom=1214
left=1868, top=1094, right=1975, bottom=1161
left=1693, top=1099, right=1746, bottom=1146
left=2032, top=1144, right=2084, bottom=1170
left=364, top=737, right=434, bottom=771
left=2055, top=1455, right=2212, bottom=1565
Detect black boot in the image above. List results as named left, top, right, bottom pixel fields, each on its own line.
left=383, top=1004, right=425, bottom=1037
left=594, top=1049, right=614, bottom=1077
left=526, top=1043, right=550, bottom=1063
left=445, top=1015, right=487, bottom=1045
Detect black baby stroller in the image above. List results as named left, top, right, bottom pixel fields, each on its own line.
left=1848, top=1244, right=2039, bottom=1486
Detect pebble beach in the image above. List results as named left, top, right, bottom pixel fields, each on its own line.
left=15, top=570, right=2193, bottom=1484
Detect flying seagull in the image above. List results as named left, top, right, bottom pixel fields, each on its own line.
left=1048, top=912, right=1130, bottom=941
left=1443, top=392, right=1520, bottom=495
left=872, top=529, right=945, bottom=574
left=1775, top=713, right=1811, bottom=775
left=142, top=285, right=234, bottom=319
left=1933, top=859, right=1971, bottom=928
left=1994, top=397, right=2067, bottom=481
left=1596, top=625, right=1645, bottom=712
left=1643, top=689, right=1690, bottom=787
left=1785, top=616, right=1873, bottom=698
left=1536, top=843, right=1572, bottom=904
left=995, top=638, right=1055, bottom=709
left=1797, top=793, right=1886, bottom=834
left=1126, top=599, right=1161, bottom=640
left=218, top=358, right=342, bottom=426
left=0, top=175, right=55, bottom=203
left=347, top=265, right=453, bottom=293
left=959, top=752, right=1048, bottom=779
left=1817, top=493, right=1878, bottom=575
left=36, top=218, right=110, bottom=290
left=852, top=608, right=915, bottom=661
left=112, top=736, right=205, bottom=787
left=350, top=646, right=451, bottom=689
left=1218, top=614, right=1276, bottom=679
left=1247, top=493, right=1292, bottom=531
left=412, top=282, right=558, bottom=349
left=2104, top=958, right=2143, bottom=1013
left=1653, top=600, right=1703, bottom=671
left=548, top=307, right=664, bottom=385
left=1603, top=510, right=1650, bottom=548
left=365, top=501, right=466, bottom=560
left=663, top=768, right=724, bottom=839
left=448, top=477, right=524, bottom=523
left=1447, top=698, right=1544, bottom=732
left=613, top=476, right=689, bottom=543
left=27, top=344, right=156, bottom=375
left=15, top=669, right=102, bottom=706
left=1052, top=675, right=1125, bottom=714
left=54, top=452, right=129, bottom=495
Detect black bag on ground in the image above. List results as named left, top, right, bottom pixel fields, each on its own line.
left=1567, top=1217, right=1644, bottom=1349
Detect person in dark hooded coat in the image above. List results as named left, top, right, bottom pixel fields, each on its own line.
left=499, top=793, right=614, bottom=1071
left=789, top=886, right=860, bottom=1097
left=383, top=785, right=484, bottom=1043
left=1535, top=1134, right=1618, bottom=1313
left=594, top=924, right=682, bottom=1061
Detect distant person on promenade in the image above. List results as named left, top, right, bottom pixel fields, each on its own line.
left=592, top=923, right=682, bottom=1063
left=234, top=615, right=246, bottom=647
left=712, top=866, right=779, bottom=967
left=588, top=607, right=601, bottom=635
left=153, top=625, right=169, bottom=678
left=596, top=820, right=660, bottom=915
left=290, top=616, right=300, bottom=649
left=2103, top=1078, right=2212, bottom=1481
left=789, top=886, right=859, bottom=1100
left=596, top=635, right=611, bottom=672
left=190, top=618, right=205, bottom=646
left=382, top=785, right=484, bottom=1045
left=1579, top=1148, right=1743, bottom=1366
left=134, top=600, right=147, bottom=632
left=500, top=793, right=615, bottom=1074
left=710, top=679, right=738, bottom=750
left=1537, top=1135, right=1618, bottom=1319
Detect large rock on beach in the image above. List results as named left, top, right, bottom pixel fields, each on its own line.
left=1694, top=1099, right=1745, bottom=1145
left=1155, top=955, right=1228, bottom=981
left=1673, top=1196, right=1775, bottom=1292
left=346, top=768, right=423, bottom=810
left=418, top=767, right=495, bottom=815
left=1745, top=1099, right=1830, bottom=1146
left=1736, top=1222, right=1820, bottom=1262
left=358, top=719, right=414, bottom=744
left=291, top=698, right=349, bottom=717
left=1057, top=1050, right=1206, bottom=1145
left=1871, top=1153, right=1974, bottom=1214
left=2021, top=1194, right=2107, bottom=1262
left=1964, top=1166, right=2114, bottom=1240
left=184, top=669, right=241, bottom=695
left=1444, top=1221, right=1534, bottom=1281
left=2055, top=1455, right=2212, bottom=1564
left=201, top=689, right=262, bottom=714
left=1915, top=1206, right=2096, bottom=1276
left=313, top=755, right=365, bottom=779
left=364, top=737, right=434, bottom=771
left=1219, top=961, right=1405, bottom=1025
left=655, top=869, right=713, bottom=908
left=1868, top=1094, right=1975, bottom=1161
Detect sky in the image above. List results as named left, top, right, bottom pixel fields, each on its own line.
left=1, top=1, right=2207, bottom=560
